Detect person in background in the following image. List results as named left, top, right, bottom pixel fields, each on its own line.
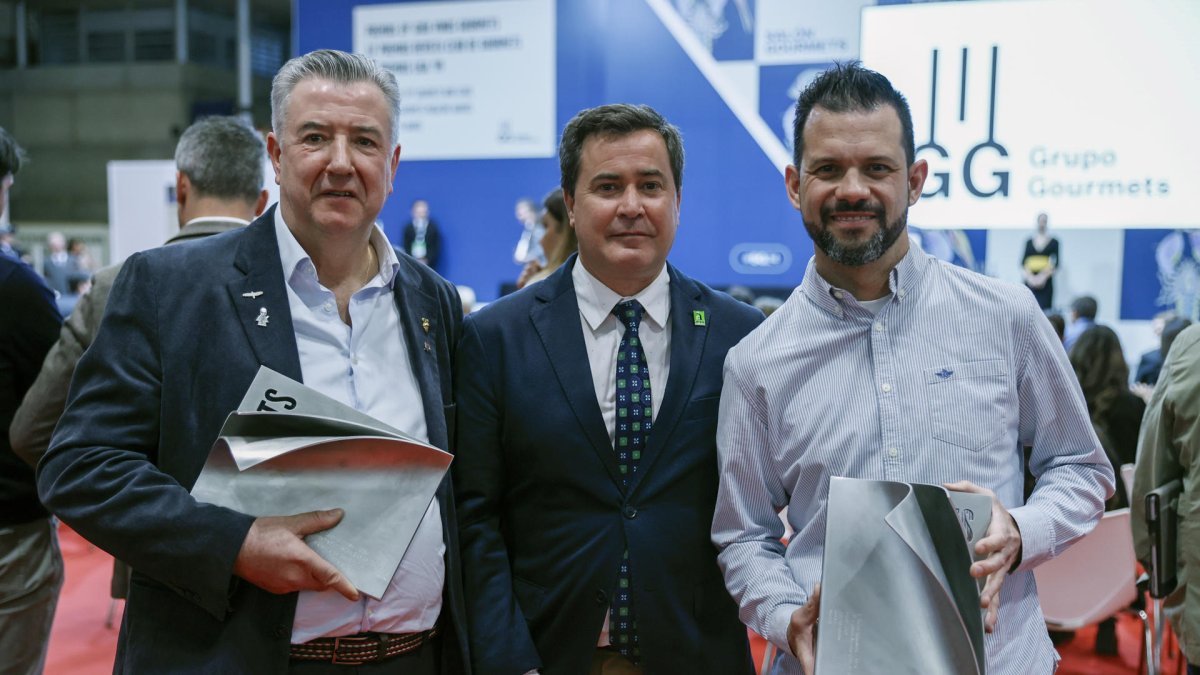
left=1063, top=294, right=1097, bottom=351
left=512, top=197, right=546, bottom=267
left=402, top=198, right=442, bottom=271
left=41, top=231, right=77, bottom=296
left=1022, top=212, right=1059, bottom=310
left=11, top=114, right=269, bottom=471
left=1045, top=310, right=1066, bottom=344
left=66, top=237, right=96, bottom=273
left=516, top=188, right=577, bottom=289
left=0, top=124, right=64, bottom=675
left=1132, top=324, right=1200, bottom=675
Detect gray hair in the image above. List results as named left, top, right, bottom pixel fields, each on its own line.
left=174, top=116, right=266, bottom=203
left=271, top=49, right=401, bottom=147
left=0, top=126, right=27, bottom=177
left=559, top=104, right=684, bottom=198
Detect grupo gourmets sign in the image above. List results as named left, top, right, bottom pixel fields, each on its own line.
left=860, top=0, right=1197, bottom=229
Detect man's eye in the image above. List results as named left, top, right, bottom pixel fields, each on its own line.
left=357, top=138, right=377, bottom=148
left=304, top=134, right=324, bottom=143
left=642, top=181, right=661, bottom=191
left=597, top=183, right=617, bottom=192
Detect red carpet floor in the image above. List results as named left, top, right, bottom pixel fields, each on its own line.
left=46, top=526, right=1180, bottom=674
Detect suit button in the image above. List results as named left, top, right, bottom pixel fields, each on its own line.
left=595, top=589, right=608, bottom=605
left=623, top=505, right=637, bottom=519
left=273, top=624, right=288, bottom=638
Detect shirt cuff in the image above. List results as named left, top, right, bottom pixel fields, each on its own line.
left=1007, top=504, right=1052, bottom=572
left=768, top=602, right=805, bottom=656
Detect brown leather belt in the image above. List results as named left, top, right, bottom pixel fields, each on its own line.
left=289, top=626, right=438, bottom=665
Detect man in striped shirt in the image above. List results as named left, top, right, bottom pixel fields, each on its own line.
left=711, top=62, right=1114, bottom=674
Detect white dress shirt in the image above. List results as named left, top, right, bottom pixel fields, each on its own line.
left=571, top=259, right=671, bottom=646
left=273, top=210, right=445, bottom=643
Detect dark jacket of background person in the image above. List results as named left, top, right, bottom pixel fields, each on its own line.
left=402, top=217, right=442, bottom=270
left=0, top=257, right=60, bottom=527
left=10, top=219, right=243, bottom=465
left=1132, top=324, right=1200, bottom=667
left=454, top=258, right=762, bottom=675
left=35, top=211, right=469, bottom=673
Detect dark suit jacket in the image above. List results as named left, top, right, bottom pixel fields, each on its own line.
left=402, top=218, right=442, bottom=271
left=37, top=207, right=470, bottom=674
left=454, top=257, right=762, bottom=675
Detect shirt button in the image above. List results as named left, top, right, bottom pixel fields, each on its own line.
left=595, top=589, right=608, bottom=605
left=833, top=290, right=844, bottom=300
left=888, top=447, right=899, bottom=458
left=323, top=301, right=334, bottom=313
left=873, top=322, right=884, bottom=332
left=881, top=383, right=892, bottom=393
left=623, top=505, right=638, bottom=519
left=898, top=289, right=907, bottom=299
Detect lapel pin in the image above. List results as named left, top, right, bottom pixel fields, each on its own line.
left=423, top=341, right=432, bottom=352
left=421, top=317, right=431, bottom=333
left=692, top=310, right=706, bottom=326
left=242, top=291, right=264, bottom=299
left=256, top=307, right=270, bottom=327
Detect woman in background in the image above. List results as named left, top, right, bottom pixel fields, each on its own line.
left=1068, top=324, right=1145, bottom=655
left=516, top=188, right=577, bottom=289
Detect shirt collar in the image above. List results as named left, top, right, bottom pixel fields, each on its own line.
left=572, top=259, right=671, bottom=331
left=273, top=207, right=400, bottom=290
left=801, top=240, right=931, bottom=319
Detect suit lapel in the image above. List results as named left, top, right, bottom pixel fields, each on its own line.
left=531, top=261, right=625, bottom=488
left=391, top=259, right=449, bottom=452
left=226, top=207, right=303, bottom=381
left=628, top=264, right=707, bottom=495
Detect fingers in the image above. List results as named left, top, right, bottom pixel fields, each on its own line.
left=942, top=480, right=986, bottom=494
left=288, top=508, right=345, bottom=537
left=310, top=558, right=359, bottom=602
left=788, top=584, right=822, bottom=675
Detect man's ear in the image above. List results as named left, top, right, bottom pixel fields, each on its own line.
left=176, top=172, right=189, bottom=208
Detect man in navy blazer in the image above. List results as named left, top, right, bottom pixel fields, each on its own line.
left=37, top=50, right=468, bottom=673
left=454, top=104, right=762, bottom=675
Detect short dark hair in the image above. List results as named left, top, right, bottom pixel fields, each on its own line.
left=1071, top=295, right=1098, bottom=321
left=175, top=116, right=265, bottom=203
left=559, top=104, right=684, bottom=197
left=0, top=126, right=27, bottom=177
left=792, top=61, right=916, bottom=167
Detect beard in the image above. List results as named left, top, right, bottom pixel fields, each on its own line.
left=807, top=201, right=908, bottom=267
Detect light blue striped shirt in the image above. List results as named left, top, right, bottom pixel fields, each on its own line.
left=712, top=244, right=1114, bottom=675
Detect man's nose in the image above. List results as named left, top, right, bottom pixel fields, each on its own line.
left=326, top=136, right=353, bottom=173
left=835, top=170, right=870, bottom=203
left=616, top=185, right=644, bottom=219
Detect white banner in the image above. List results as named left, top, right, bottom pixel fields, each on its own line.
left=755, top=0, right=875, bottom=65
left=861, top=0, right=1200, bottom=229
left=354, top=0, right=556, bottom=160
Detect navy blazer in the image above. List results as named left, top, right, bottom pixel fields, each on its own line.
left=38, top=208, right=469, bottom=674
left=454, top=257, right=762, bottom=675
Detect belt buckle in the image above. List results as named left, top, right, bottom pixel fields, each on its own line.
left=331, top=635, right=371, bottom=665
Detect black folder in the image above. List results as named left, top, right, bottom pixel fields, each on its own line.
left=1145, top=478, right=1183, bottom=599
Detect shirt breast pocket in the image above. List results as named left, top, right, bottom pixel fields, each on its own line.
left=924, top=360, right=1009, bottom=452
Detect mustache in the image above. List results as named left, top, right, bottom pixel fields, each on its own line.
left=820, top=200, right=886, bottom=221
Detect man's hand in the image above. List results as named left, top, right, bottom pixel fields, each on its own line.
left=232, top=509, right=359, bottom=601
left=944, top=481, right=1021, bottom=633
left=787, top=583, right=821, bottom=675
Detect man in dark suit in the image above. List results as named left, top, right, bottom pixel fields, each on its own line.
left=37, top=50, right=468, bottom=673
left=454, top=104, right=762, bottom=675
left=402, top=198, right=442, bottom=271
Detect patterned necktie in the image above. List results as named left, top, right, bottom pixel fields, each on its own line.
left=611, top=299, right=651, bottom=663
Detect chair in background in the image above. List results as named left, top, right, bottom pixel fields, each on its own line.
left=1034, top=508, right=1153, bottom=672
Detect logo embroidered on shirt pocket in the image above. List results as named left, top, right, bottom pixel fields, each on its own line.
left=924, top=359, right=1009, bottom=452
